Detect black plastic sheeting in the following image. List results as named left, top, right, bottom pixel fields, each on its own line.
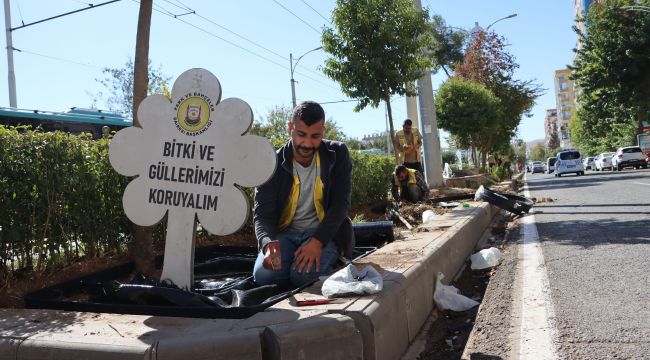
left=25, top=222, right=393, bottom=319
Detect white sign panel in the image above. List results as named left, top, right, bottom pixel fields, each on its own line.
left=109, top=68, right=276, bottom=289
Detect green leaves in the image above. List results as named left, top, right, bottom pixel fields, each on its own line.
left=0, top=126, right=132, bottom=271
left=435, top=78, right=502, bottom=148
left=571, top=0, right=650, bottom=150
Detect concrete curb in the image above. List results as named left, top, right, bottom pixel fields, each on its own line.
left=0, top=202, right=497, bottom=360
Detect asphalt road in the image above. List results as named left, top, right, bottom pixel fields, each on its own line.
left=524, top=168, right=650, bottom=358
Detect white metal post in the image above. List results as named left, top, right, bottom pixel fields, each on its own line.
left=4, top=0, right=17, bottom=108
left=414, top=0, right=444, bottom=188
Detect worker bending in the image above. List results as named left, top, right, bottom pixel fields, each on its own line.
left=391, top=165, right=429, bottom=203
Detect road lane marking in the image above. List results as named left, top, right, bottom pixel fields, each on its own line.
left=517, top=183, right=558, bottom=359
left=633, top=182, right=650, bottom=186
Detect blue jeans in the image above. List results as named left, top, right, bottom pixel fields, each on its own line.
left=253, top=228, right=339, bottom=288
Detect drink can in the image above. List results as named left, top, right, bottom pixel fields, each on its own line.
left=267, top=241, right=281, bottom=270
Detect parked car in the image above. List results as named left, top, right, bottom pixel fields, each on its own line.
left=583, top=156, right=595, bottom=170
left=594, top=152, right=615, bottom=171
left=545, top=157, right=557, bottom=174
left=555, top=149, right=584, bottom=177
left=611, top=146, right=647, bottom=171
left=531, top=161, right=544, bottom=174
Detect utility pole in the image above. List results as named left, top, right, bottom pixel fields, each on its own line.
left=4, top=0, right=17, bottom=107
left=414, top=0, right=444, bottom=188
left=290, top=46, right=322, bottom=107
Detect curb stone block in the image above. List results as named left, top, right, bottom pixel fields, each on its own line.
left=156, top=327, right=262, bottom=360
left=344, top=280, right=409, bottom=360
left=16, top=337, right=154, bottom=360
left=262, top=314, right=362, bottom=360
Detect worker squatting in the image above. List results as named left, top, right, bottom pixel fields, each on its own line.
left=147, top=162, right=225, bottom=211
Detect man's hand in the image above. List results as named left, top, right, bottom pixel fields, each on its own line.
left=262, top=244, right=273, bottom=269
left=262, top=241, right=281, bottom=270
left=292, top=237, right=323, bottom=273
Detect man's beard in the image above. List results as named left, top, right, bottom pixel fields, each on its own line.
left=296, top=145, right=317, bottom=156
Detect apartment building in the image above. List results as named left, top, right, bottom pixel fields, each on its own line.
left=554, top=69, right=577, bottom=148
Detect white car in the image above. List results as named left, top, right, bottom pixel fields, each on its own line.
left=611, top=146, right=648, bottom=171
left=593, top=152, right=615, bottom=171
left=555, top=149, right=584, bottom=177
left=583, top=156, right=595, bottom=170
left=545, top=157, right=557, bottom=174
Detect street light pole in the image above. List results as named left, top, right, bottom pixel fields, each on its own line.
left=486, top=13, right=517, bottom=30
left=290, top=46, right=322, bottom=107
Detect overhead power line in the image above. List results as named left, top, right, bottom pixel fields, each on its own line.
left=10, top=0, right=122, bottom=31
left=140, top=0, right=339, bottom=91
left=299, top=0, right=332, bottom=26
left=271, top=0, right=322, bottom=34
left=13, top=47, right=102, bottom=69
left=157, top=0, right=330, bottom=82
left=15, top=0, right=26, bottom=26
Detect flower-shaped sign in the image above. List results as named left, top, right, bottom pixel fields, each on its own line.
left=109, top=68, right=276, bottom=289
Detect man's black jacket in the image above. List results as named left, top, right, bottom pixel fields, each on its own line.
left=253, top=139, right=354, bottom=259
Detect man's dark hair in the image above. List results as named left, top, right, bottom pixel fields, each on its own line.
left=403, top=119, right=412, bottom=127
left=395, top=164, right=408, bottom=176
left=292, top=101, right=325, bottom=126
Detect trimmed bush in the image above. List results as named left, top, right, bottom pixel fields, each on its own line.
left=0, top=126, right=132, bottom=271
left=350, top=151, right=395, bottom=206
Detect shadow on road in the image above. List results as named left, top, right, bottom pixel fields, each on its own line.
left=531, top=215, right=650, bottom=248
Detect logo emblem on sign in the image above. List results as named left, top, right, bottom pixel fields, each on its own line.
left=174, top=96, right=211, bottom=135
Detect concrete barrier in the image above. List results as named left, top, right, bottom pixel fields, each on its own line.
left=0, top=202, right=497, bottom=360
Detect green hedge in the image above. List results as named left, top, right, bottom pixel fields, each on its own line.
left=0, top=126, right=132, bottom=271
left=349, top=151, right=395, bottom=206
left=0, top=127, right=395, bottom=271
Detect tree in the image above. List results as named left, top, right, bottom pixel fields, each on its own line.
left=548, top=122, right=561, bottom=150
left=513, top=138, right=527, bottom=165
left=250, top=106, right=348, bottom=149
left=430, top=15, right=467, bottom=77
left=570, top=0, right=650, bottom=148
left=435, top=77, right=501, bottom=169
left=95, top=58, right=170, bottom=116
left=529, top=143, right=547, bottom=162
left=455, top=31, right=542, bottom=159
left=132, top=0, right=154, bottom=275
left=322, top=0, right=433, bottom=160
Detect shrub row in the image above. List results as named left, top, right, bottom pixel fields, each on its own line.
left=0, top=126, right=132, bottom=271
left=0, top=126, right=394, bottom=271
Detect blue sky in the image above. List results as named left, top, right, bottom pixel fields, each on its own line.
left=0, top=0, right=576, bottom=144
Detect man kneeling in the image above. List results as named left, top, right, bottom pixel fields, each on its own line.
left=391, top=164, right=429, bottom=203
left=253, top=101, right=354, bottom=288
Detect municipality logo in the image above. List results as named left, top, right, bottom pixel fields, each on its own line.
left=173, top=94, right=214, bottom=136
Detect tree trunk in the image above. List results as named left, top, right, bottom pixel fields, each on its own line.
left=384, top=91, right=399, bottom=163
left=132, top=0, right=154, bottom=275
